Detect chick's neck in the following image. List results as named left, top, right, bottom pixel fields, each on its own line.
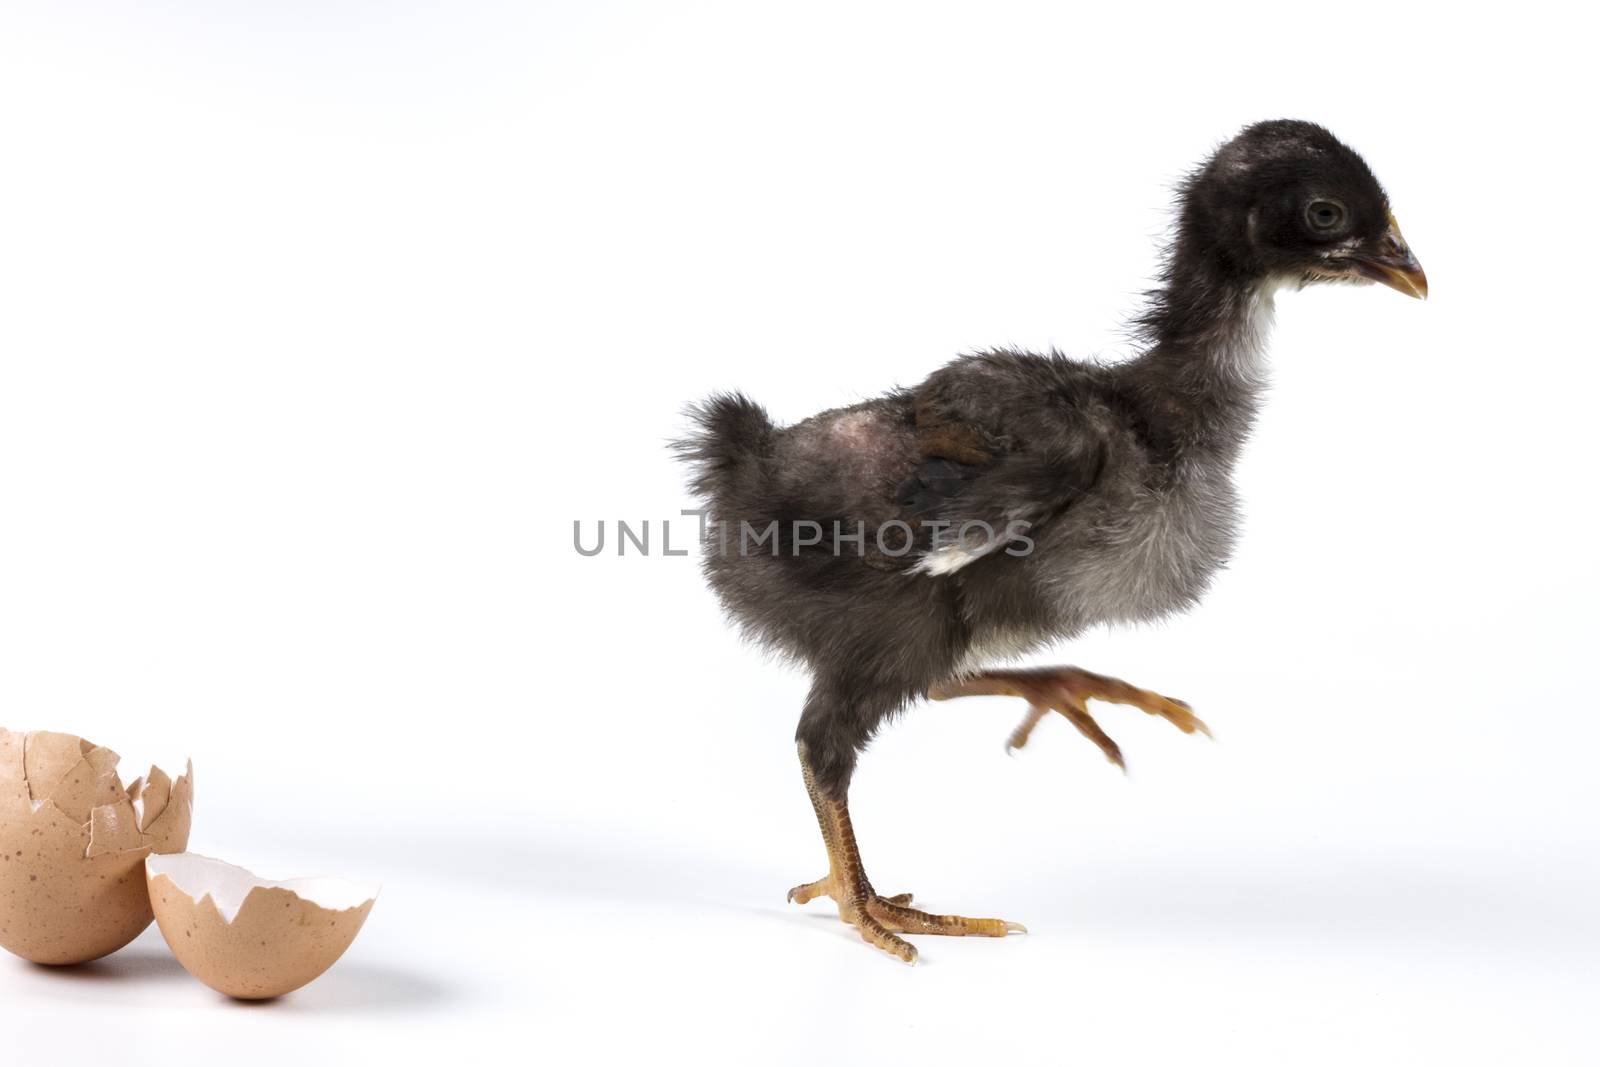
left=1124, top=250, right=1279, bottom=465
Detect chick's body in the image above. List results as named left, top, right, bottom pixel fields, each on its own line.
left=679, top=120, right=1426, bottom=963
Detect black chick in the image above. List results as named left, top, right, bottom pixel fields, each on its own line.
left=677, top=120, right=1426, bottom=963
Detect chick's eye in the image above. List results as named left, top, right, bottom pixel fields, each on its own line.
left=1305, top=199, right=1346, bottom=232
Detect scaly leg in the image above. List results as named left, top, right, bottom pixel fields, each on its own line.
left=928, top=666, right=1210, bottom=768
left=787, top=743, right=1025, bottom=964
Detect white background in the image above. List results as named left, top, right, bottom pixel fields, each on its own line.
left=1, top=2, right=1596, bottom=1064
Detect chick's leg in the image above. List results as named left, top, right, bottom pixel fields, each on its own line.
left=787, top=743, right=1025, bottom=964
left=928, top=666, right=1210, bottom=767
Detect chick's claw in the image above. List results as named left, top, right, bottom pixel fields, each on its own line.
left=788, top=875, right=915, bottom=908
left=785, top=876, right=831, bottom=905
left=869, top=897, right=1027, bottom=938
left=1005, top=705, right=1050, bottom=753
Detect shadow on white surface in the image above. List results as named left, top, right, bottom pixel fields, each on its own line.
left=219, top=962, right=455, bottom=1014
left=14, top=946, right=455, bottom=1015
left=20, top=944, right=191, bottom=989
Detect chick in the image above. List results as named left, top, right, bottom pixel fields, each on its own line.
left=678, top=120, right=1426, bottom=963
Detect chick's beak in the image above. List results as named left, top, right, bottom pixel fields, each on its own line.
left=1355, top=213, right=1428, bottom=299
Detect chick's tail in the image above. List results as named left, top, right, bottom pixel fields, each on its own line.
left=673, top=392, right=775, bottom=500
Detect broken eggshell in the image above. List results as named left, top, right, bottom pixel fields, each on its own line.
left=147, top=852, right=378, bottom=1000
left=0, top=727, right=194, bottom=965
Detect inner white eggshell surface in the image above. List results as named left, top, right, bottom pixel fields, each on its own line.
left=146, top=852, right=379, bottom=923
left=146, top=851, right=380, bottom=1000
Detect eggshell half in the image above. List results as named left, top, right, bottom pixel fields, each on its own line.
left=147, top=852, right=378, bottom=1000
left=0, top=728, right=193, bottom=965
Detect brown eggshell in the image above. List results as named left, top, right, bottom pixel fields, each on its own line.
left=0, top=732, right=23, bottom=802
left=0, top=728, right=193, bottom=965
left=20, top=732, right=90, bottom=797
left=43, top=747, right=127, bottom=822
left=147, top=853, right=378, bottom=1000
left=130, top=765, right=173, bottom=831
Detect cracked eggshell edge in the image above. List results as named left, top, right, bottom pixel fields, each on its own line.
left=146, top=852, right=379, bottom=1000
left=0, top=728, right=193, bottom=965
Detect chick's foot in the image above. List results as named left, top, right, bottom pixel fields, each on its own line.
left=787, top=875, right=1025, bottom=962
left=794, top=745, right=1027, bottom=964
left=928, top=666, right=1210, bottom=767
